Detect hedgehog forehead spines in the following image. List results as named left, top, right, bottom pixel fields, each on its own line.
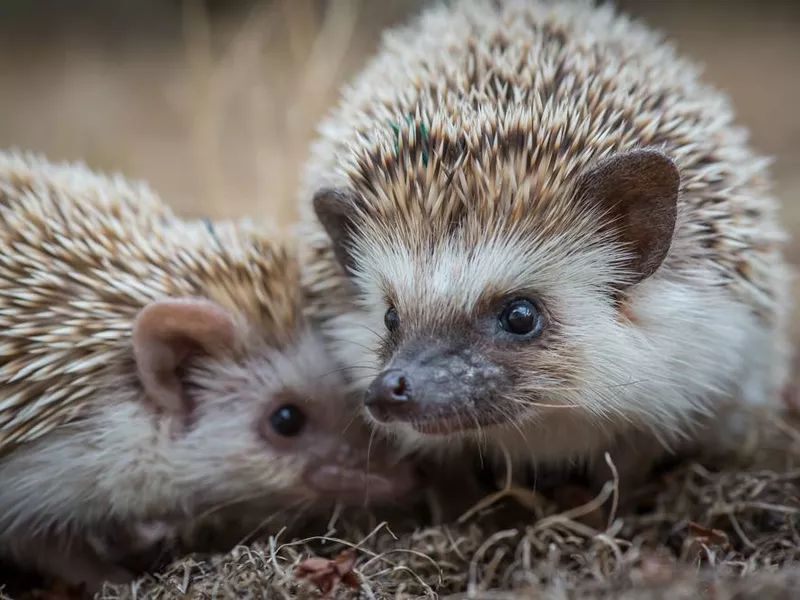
left=300, top=0, right=791, bottom=473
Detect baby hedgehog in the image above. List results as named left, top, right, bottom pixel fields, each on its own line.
left=0, top=150, right=418, bottom=591
left=298, top=0, right=793, bottom=498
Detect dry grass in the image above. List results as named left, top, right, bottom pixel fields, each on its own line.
left=0, top=0, right=799, bottom=598
left=80, top=409, right=800, bottom=599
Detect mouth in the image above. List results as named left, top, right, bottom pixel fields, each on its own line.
left=303, top=458, right=420, bottom=505
left=367, top=404, right=510, bottom=436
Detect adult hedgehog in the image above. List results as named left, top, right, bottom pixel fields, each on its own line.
left=298, top=0, right=793, bottom=497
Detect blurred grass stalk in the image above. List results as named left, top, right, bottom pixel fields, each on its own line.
left=180, top=0, right=361, bottom=226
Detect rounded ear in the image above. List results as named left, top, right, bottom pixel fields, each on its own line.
left=132, top=298, right=238, bottom=416
left=573, top=148, right=680, bottom=286
left=312, top=187, right=363, bottom=274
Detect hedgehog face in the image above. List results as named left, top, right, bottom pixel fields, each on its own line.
left=327, top=227, right=605, bottom=444
left=313, top=148, right=681, bottom=450
left=127, top=298, right=419, bottom=514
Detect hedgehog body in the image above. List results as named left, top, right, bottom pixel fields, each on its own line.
left=0, top=150, right=417, bottom=591
left=298, top=0, right=793, bottom=495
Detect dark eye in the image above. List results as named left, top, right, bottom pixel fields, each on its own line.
left=499, top=298, right=542, bottom=337
left=268, top=404, right=307, bottom=437
left=384, top=306, right=400, bottom=333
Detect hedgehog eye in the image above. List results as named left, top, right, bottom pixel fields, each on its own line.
left=268, top=404, right=307, bottom=437
left=384, top=306, right=400, bottom=333
left=498, top=298, right=542, bottom=338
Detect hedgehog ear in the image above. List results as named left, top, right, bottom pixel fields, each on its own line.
left=312, top=187, right=362, bottom=275
left=132, top=298, right=238, bottom=416
left=574, top=148, right=680, bottom=285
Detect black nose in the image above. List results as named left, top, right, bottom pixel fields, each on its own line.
left=366, top=369, right=411, bottom=407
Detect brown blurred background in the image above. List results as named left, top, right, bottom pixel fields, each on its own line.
left=0, top=0, right=797, bottom=327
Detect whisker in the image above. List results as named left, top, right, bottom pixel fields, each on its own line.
left=236, top=497, right=314, bottom=547
left=333, top=337, right=380, bottom=353
left=347, top=374, right=382, bottom=385
left=497, top=402, right=530, bottom=444
left=514, top=378, right=650, bottom=395
left=340, top=411, right=362, bottom=437
left=364, top=427, right=378, bottom=506
left=507, top=398, right=581, bottom=409
left=312, top=363, right=380, bottom=381
left=467, top=406, right=486, bottom=452
left=347, top=322, right=385, bottom=339
left=191, top=489, right=279, bottom=524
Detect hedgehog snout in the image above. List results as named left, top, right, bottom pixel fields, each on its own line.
left=364, top=341, right=510, bottom=431
left=365, top=369, right=412, bottom=419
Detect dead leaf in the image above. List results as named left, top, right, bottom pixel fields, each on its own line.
left=294, top=550, right=359, bottom=598
left=687, top=522, right=731, bottom=547
left=683, top=521, right=732, bottom=563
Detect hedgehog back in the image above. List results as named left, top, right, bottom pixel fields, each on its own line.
left=0, top=150, right=301, bottom=455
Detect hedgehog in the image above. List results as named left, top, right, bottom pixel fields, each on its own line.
left=296, top=0, right=793, bottom=501
left=0, top=149, right=419, bottom=592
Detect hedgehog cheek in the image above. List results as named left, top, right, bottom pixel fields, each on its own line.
left=574, top=147, right=680, bottom=286
left=131, top=297, right=239, bottom=420
left=312, top=186, right=363, bottom=274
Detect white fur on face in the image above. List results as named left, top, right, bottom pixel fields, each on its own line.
left=331, top=225, right=770, bottom=465
left=353, top=223, right=622, bottom=316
